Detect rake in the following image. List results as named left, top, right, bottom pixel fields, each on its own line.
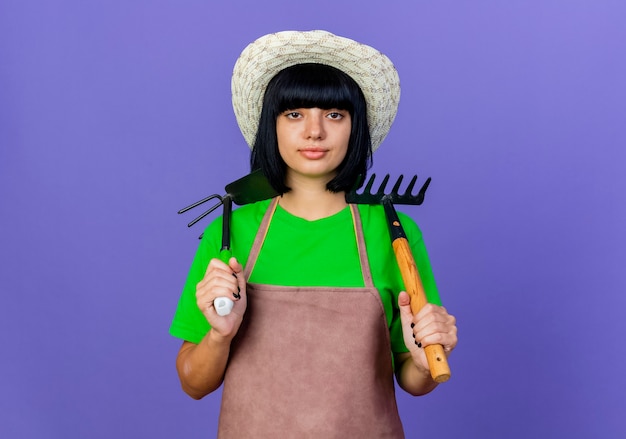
left=346, top=173, right=451, bottom=383
left=178, top=170, right=279, bottom=315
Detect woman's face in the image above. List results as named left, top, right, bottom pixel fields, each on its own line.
left=276, top=107, right=351, bottom=185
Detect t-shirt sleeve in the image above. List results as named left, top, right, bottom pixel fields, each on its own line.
left=388, top=212, right=441, bottom=354
left=169, top=217, right=223, bottom=343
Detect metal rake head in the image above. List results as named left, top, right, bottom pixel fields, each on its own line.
left=178, top=193, right=225, bottom=229
left=345, top=173, right=431, bottom=206
left=178, top=170, right=279, bottom=231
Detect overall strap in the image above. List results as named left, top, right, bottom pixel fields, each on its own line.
left=243, top=197, right=279, bottom=280
left=349, top=203, right=374, bottom=289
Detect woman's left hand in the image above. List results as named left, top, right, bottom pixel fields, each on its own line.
left=398, top=291, right=458, bottom=374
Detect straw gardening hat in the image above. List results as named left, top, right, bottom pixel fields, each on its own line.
left=231, top=30, right=400, bottom=151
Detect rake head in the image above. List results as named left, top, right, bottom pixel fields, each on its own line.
left=178, top=170, right=279, bottom=230
left=178, top=193, right=225, bottom=229
left=345, top=173, right=431, bottom=206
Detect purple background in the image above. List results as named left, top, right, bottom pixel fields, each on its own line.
left=1, top=1, right=625, bottom=438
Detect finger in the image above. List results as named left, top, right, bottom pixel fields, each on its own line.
left=413, top=315, right=455, bottom=339
left=197, top=274, right=239, bottom=305
left=419, top=329, right=457, bottom=352
left=228, top=258, right=246, bottom=300
left=411, top=304, right=456, bottom=340
left=204, top=257, right=229, bottom=276
left=412, top=304, right=452, bottom=333
left=199, top=258, right=236, bottom=288
left=414, top=317, right=458, bottom=352
left=397, top=291, right=425, bottom=351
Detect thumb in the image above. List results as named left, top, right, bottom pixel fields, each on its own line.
left=228, top=257, right=243, bottom=275
left=229, top=257, right=246, bottom=298
left=398, top=291, right=414, bottom=325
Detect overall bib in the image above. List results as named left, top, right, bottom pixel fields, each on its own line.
left=217, top=198, right=405, bottom=438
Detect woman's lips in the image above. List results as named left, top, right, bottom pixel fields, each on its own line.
left=299, top=148, right=328, bottom=159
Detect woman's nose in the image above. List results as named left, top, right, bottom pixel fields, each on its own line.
left=305, top=112, right=325, bottom=139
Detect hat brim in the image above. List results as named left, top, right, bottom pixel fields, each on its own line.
left=231, top=30, right=400, bottom=151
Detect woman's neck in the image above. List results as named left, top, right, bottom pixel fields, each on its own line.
left=279, top=175, right=347, bottom=221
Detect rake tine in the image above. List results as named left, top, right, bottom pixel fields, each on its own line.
left=363, top=174, right=377, bottom=195
left=186, top=202, right=224, bottom=228
left=377, top=174, right=391, bottom=196
left=178, top=193, right=224, bottom=228
left=404, top=175, right=417, bottom=196
left=391, top=174, right=404, bottom=195
left=393, top=176, right=431, bottom=205
left=348, top=174, right=365, bottom=193
left=178, top=193, right=223, bottom=215
left=416, top=177, right=432, bottom=202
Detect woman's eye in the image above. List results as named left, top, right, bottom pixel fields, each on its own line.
left=285, top=111, right=301, bottom=119
left=327, top=112, right=343, bottom=120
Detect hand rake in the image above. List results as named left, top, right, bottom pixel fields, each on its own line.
left=346, top=173, right=451, bottom=383
left=178, top=170, right=279, bottom=315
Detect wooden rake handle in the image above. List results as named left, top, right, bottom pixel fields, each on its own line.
left=383, top=201, right=451, bottom=383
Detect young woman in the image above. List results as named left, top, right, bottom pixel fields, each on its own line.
left=170, top=30, right=457, bottom=438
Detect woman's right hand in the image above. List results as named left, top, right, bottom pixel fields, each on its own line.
left=196, top=257, right=247, bottom=341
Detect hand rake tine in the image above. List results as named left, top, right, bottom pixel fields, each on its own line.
left=187, top=203, right=224, bottom=227
left=404, top=175, right=417, bottom=197
left=178, top=193, right=223, bottom=214
left=186, top=198, right=224, bottom=228
left=416, top=177, right=432, bottom=203
left=352, top=173, right=365, bottom=191
left=391, top=174, right=404, bottom=195
left=377, top=174, right=391, bottom=196
left=363, top=173, right=377, bottom=194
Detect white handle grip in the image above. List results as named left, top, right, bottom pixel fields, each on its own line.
left=214, top=297, right=234, bottom=316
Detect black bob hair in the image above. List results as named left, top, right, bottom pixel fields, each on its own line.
left=250, top=63, right=372, bottom=194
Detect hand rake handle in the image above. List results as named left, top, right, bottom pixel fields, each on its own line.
left=383, top=200, right=451, bottom=383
